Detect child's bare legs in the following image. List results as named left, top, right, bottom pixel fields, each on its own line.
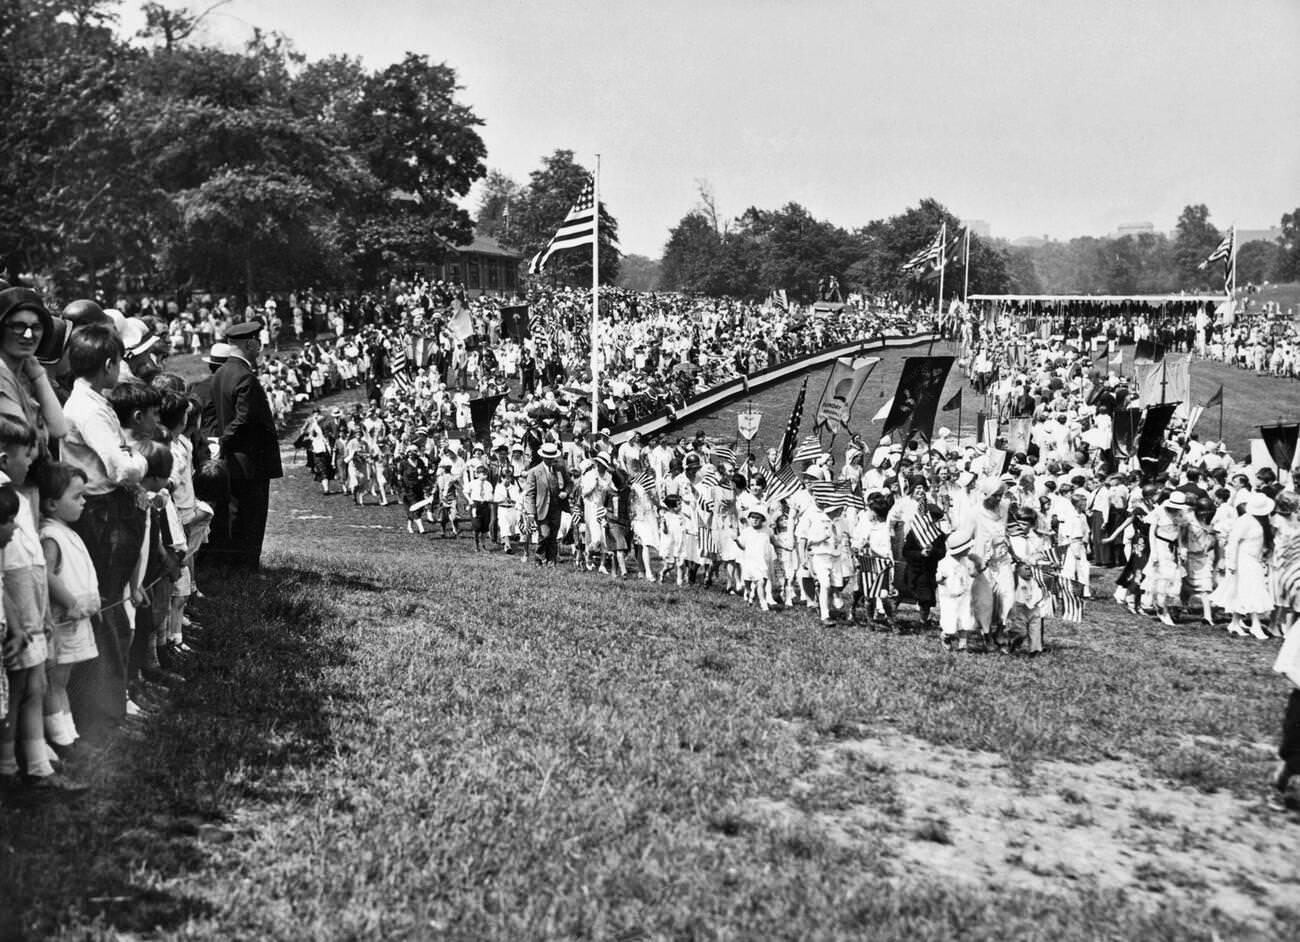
left=44, top=662, right=76, bottom=746
left=2, top=665, right=52, bottom=778
left=641, top=544, right=656, bottom=581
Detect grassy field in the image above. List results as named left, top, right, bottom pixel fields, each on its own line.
left=4, top=339, right=1300, bottom=940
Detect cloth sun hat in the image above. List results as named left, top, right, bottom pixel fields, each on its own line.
left=1245, top=492, right=1275, bottom=517
left=1163, top=491, right=1190, bottom=510
left=947, top=532, right=973, bottom=556
left=118, top=317, right=157, bottom=357
left=538, top=442, right=561, bottom=460
left=748, top=508, right=767, bottom=523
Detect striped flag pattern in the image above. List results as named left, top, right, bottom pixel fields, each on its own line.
left=808, top=481, right=837, bottom=509
left=529, top=176, right=596, bottom=275
left=711, top=445, right=737, bottom=467
left=902, top=228, right=945, bottom=273
left=630, top=469, right=656, bottom=494
left=764, top=464, right=803, bottom=505
left=1198, top=230, right=1234, bottom=268
left=907, top=506, right=943, bottom=551
left=793, top=435, right=824, bottom=463
left=837, top=481, right=865, bottom=511
left=862, top=553, right=893, bottom=598
left=391, top=347, right=409, bottom=375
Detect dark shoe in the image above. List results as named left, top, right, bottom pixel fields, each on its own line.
left=25, top=772, right=90, bottom=797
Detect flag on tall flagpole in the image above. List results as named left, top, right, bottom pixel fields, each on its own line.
left=1198, top=228, right=1235, bottom=291
left=941, top=389, right=962, bottom=412
left=901, top=228, right=945, bottom=273
left=529, top=175, right=596, bottom=274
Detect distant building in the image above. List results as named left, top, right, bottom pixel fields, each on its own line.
left=963, top=219, right=991, bottom=238
left=1012, top=235, right=1048, bottom=248
left=428, top=233, right=524, bottom=297
left=1112, top=222, right=1155, bottom=239
left=1238, top=226, right=1283, bottom=245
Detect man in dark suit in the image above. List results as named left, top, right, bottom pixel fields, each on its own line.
left=521, top=442, right=568, bottom=565
left=211, top=321, right=282, bottom=570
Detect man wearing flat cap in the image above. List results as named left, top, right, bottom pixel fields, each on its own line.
left=209, top=320, right=281, bottom=570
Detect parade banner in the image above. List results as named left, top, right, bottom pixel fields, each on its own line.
left=1003, top=417, right=1032, bottom=454
left=1137, top=403, right=1178, bottom=474
left=1133, top=339, right=1165, bottom=364
left=499, top=304, right=530, bottom=341
left=880, top=356, right=955, bottom=444
left=1112, top=407, right=1142, bottom=458
left=814, top=356, right=879, bottom=432
left=1261, top=424, right=1300, bottom=471
left=1136, top=355, right=1189, bottom=408
left=469, top=394, right=506, bottom=442
left=737, top=409, right=762, bottom=441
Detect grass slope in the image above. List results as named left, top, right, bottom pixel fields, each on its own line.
left=5, top=341, right=1300, bottom=939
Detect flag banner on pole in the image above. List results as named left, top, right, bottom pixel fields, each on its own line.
left=469, top=394, right=506, bottom=442
left=921, top=234, right=964, bottom=279
left=1133, top=340, right=1165, bottom=364
left=941, top=388, right=962, bottom=412
left=1135, top=354, right=1189, bottom=409
left=1203, top=384, right=1224, bottom=409
left=814, top=356, right=880, bottom=432
left=881, top=357, right=956, bottom=442
left=737, top=409, right=762, bottom=441
left=499, top=304, right=530, bottom=341
left=1112, top=407, right=1142, bottom=459
left=901, top=228, right=945, bottom=273
left=1198, top=230, right=1234, bottom=290
left=976, top=411, right=987, bottom=444
left=1261, top=424, right=1300, bottom=471
left=777, top=379, right=808, bottom=467
left=1137, top=403, right=1179, bottom=470
left=392, top=372, right=412, bottom=394
left=793, top=435, right=824, bottom=464
left=529, top=176, right=596, bottom=274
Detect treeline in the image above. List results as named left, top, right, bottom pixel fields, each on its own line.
left=1, top=0, right=492, bottom=298
left=652, top=194, right=1300, bottom=303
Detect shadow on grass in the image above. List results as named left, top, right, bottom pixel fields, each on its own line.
left=0, top=565, right=353, bottom=939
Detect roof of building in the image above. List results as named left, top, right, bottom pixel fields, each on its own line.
left=457, top=233, right=525, bottom=260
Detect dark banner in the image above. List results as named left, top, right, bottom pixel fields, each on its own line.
left=1112, top=407, right=1143, bottom=458
left=1133, top=339, right=1165, bottom=364
left=1137, top=403, right=1178, bottom=475
left=881, top=356, right=955, bottom=443
left=469, top=394, right=506, bottom=443
left=500, top=304, right=530, bottom=341
left=1261, top=424, right=1300, bottom=471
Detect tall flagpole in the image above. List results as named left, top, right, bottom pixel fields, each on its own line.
left=591, top=154, right=601, bottom=434
left=962, top=225, right=971, bottom=304
left=1230, top=223, right=1237, bottom=300
left=936, top=220, right=947, bottom=320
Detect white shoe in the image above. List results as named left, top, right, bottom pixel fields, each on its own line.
left=1227, top=622, right=1247, bottom=636
left=1249, top=624, right=1269, bottom=640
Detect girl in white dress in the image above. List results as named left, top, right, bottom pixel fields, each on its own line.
left=1224, top=492, right=1275, bottom=639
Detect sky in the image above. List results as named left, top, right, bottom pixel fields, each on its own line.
left=115, top=0, right=1300, bottom=258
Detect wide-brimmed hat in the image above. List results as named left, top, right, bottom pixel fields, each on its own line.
left=947, top=532, right=973, bottom=556
left=537, top=442, right=561, bottom=460
left=1245, top=492, right=1275, bottom=517
left=204, top=342, right=234, bottom=367
left=592, top=453, right=612, bottom=472
left=1163, top=491, right=1190, bottom=510
left=747, top=508, right=767, bottom=523
left=0, top=287, right=54, bottom=342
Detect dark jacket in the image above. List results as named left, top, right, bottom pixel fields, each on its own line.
left=211, top=356, right=283, bottom=481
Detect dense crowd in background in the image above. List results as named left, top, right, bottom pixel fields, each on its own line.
left=3, top=272, right=1299, bottom=807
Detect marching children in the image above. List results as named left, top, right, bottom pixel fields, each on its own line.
left=935, top=531, right=978, bottom=652
left=770, top=510, right=797, bottom=609
left=735, top=509, right=776, bottom=611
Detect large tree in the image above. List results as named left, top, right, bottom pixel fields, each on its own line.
left=1277, top=208, right=1300, bottom=283
left=514, top=150, right=620, bottom=285
left=1172, top=204, right=1223, bottom=289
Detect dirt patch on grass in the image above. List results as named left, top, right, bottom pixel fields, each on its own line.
left=745, top=731, right=1299, bottom=933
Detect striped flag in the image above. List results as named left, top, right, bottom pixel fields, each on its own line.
left=836, top=481, right=865, bottom=511
left=902, top=228, right=945, bottom=273
left=907, top=505, right=943, bottom=551
left=529, top=176, right=596, bottom=274
left=764, top=464, right=803, bottom=505
left=391, top=347, right=409, bottom=375
left=1198, top=230, right=1234, bottom=268
left=711, top=445, right=737, bottom=467
left=793, top=435, right=824, bottom=464
left=863, top=553, right=893, bottom=598
left=808, top=481, right=837, bottom=509
left=777, top=379, right=808, bottom=467
left=630, top=469, right=656, bottom=493
left=392, top=372, right=413, bottom=394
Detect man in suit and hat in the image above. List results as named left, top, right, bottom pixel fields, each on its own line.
left=209, top=320, right=282, bottom=571
left=521, top=441, right=569, bottom=565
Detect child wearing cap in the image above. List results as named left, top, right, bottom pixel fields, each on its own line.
left=935, top=532, right=978, bottom=651
left=770, top=508, right=797, bottom=609
left=796, top=497, right=845, bottom=627
left=735, top=509, right=775, bottom=611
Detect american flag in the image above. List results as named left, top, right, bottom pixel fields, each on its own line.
left=777, top=379, right=808, bottom=467
left=1198, top=230, right=1234, bottom=268
left=837, top=481, right=865, bottom=511
left=764, top=463, right=803, bottom=505
left=907, top=506, right=943, bottom=550
left=630, top=469, right=656, bottom=494
left=793, top=435, right=824, bottom=464
left=712, top=445, right=737, bottom=467
left=529, top=176, right=596, bottom=275
left=391, top=347, right=409, bottom=375
left=902, top=228, right=945, bottom=273
left=862, top=553, right=893, bottom=597
left=808, top=481, right=837, bottom=509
